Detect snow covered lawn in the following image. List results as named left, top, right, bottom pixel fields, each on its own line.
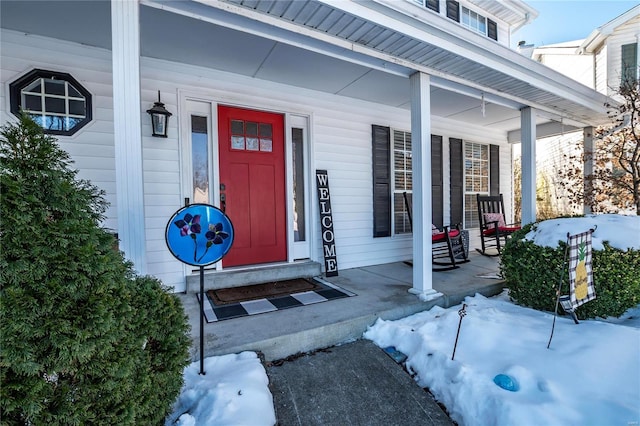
left=364, top=293, right=640, bottom=426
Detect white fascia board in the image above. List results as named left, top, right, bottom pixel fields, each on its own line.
left=507, top=121, right=580, bottom=143
left=430, top=76, right=523, bottom=110
left=320, top=0, right=609, bottom=115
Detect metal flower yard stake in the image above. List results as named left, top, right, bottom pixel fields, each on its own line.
left=166, top=203, right=234, bottom=375
left=451, top=303, right=467, bottom=361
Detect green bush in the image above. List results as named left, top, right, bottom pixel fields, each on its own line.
left=0, top=115, right=191, bottom=425
left=501, top=221, right=640, bottom=320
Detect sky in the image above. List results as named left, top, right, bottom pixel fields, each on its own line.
left=511, top=0, right=639, bottom=48
left=165, top=214, right=640, bottom=426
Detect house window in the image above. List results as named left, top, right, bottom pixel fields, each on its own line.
left=410, top=0, right=439, bottom=13
left=462, top=7, right=486, bottom=36
left=372, top=125, right=445, bottom=237
left=443, top=1, right=498, bottom=41
left=621, top=43, right=638, bottom=89
left=393, top=130, right=412, bottom=235
left=463, top=142, right=489, bottom=228
left=9, top=69, right=92, bottom=136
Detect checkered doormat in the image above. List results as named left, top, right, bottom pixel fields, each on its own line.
left=196, top=277, right=356, bottom=322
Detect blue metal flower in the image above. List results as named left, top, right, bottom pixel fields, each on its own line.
left=174, top=213, right=202, bottom=238
left=205, top=223, right=229, bottom=245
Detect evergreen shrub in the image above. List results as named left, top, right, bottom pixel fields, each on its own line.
left=0, top=115, right=191, bottom=425
left=501, top=221, right=640, bottom=320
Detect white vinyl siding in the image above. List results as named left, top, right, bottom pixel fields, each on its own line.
left=594, top=45, right=608, bottom=95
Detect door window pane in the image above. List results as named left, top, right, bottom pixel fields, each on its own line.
left=292, top=128, right=305, bottom=241
left=191, top=115, right=210, bottom=204
left=230, top=120, right=273, bottom=153
left=246, top=137, right=259, bottom=151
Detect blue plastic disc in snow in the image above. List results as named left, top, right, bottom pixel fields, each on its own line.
left=493, top=374, right=519, bottom=392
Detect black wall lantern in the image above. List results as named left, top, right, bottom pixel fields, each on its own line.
left=147, top=90, right=172, bottom=138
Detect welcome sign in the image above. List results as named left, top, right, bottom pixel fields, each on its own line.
left=316, top=170, right=338, bottom=277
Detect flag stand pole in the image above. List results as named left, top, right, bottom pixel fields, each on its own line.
left=199, top=265, right=205, bottom=375
left=547, top=234, right=571, bottom=349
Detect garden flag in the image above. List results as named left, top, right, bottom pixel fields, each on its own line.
left=568, top=230, right=596, bottom=309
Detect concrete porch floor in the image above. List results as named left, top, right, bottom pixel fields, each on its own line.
left=177, top=252, right=504, bottom=362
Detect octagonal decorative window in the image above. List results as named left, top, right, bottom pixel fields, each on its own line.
left=10, top=69, right=92, bottom=136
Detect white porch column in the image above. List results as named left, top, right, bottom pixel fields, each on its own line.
left=111, top=0, right=147, bottom=274
left=409, top=72, right=441, bottom=301
left=583, top=126, right=594, bottom=215
left=520, top=107, right=537, bottom=225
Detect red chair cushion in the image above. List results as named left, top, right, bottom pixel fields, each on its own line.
left=482, top=226, right=521, bottom=236
left=432, top=229, right=459, bottom=243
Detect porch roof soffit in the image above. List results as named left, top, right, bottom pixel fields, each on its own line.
left=179, top=0, right=612, bottom=128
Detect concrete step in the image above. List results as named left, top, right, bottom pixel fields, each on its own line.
left=185, top=260, right=322, bottom=293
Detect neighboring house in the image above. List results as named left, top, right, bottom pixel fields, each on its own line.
left=1, top=0, right=612, bottom=296
left=513, top=5, right=640, bottom=216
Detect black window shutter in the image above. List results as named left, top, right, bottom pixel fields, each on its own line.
left=431, top=135, right=444, bottom=229
left=490, top=144, right=500, bottom=196
left=621, top=43, right=638, bottom=88
left=446, top=0, right=460, bottom=22
left=449, top=138, right=463, bottom=226
left=487, top=19, right=498, bottom=41
left=426, top=0, right=439, bottom=13
left=372, top=125, right=391, bottom=237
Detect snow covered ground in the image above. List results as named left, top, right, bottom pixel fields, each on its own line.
left=165, top=352, right=276, bottom=426
left=365, top=293, right=640, bottom=426
left=165, top=215, right=640, bottom=426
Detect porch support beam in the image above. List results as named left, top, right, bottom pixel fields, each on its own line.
left=111, top=0, right=147, bottom=274
left=583, top=126, right=595, bottom=214
left=408, top=72, right=441, bottom=301
left=520, top=107, right=537, bottom=225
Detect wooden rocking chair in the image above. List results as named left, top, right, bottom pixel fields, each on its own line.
left=403, top=192, right=469, bottom=271
left=476, top=194, right=521, bottom=256
left=431, top=223, right=470, bottom=271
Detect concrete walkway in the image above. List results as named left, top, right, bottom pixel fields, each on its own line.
left=267, top=339, right=454, bottom=426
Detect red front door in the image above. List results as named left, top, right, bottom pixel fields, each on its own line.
left=218, top=106, right=286, bottom=267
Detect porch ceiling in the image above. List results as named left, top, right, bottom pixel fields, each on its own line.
left=1, top=0, right=611, bottom=135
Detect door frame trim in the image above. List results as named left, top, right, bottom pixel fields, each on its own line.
left=178, top=90, right=314, bottom=273
left=287, top=114, right=312, bottom=262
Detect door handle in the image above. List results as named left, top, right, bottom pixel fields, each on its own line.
left=220, top=193, right=226, bottom=212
